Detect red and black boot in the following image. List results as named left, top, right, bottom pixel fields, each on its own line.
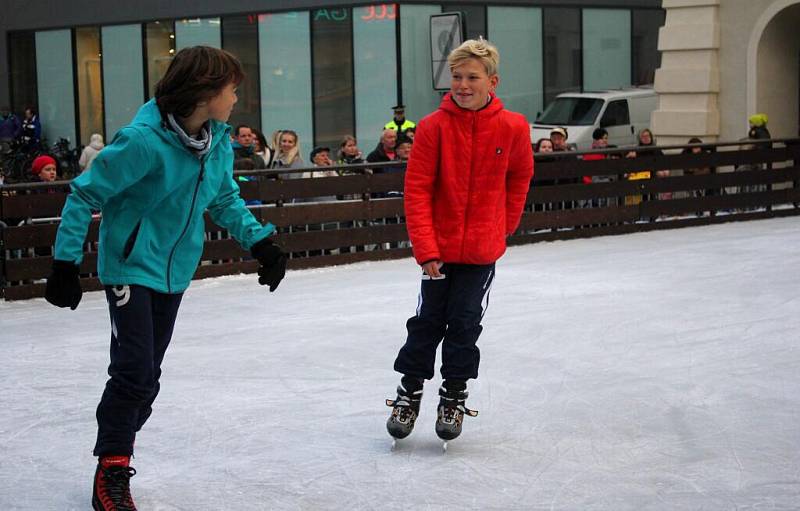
left=92, top=455, right=137, bottom=511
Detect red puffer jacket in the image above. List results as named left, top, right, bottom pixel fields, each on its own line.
left=404, top=93, right=534, bottom=265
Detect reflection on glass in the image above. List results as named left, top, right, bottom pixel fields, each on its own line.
left=259, top=12, right=313, bottom=152
left=583, top=9, right=631, bottom=91
left=145, top=21, right=175, bottom=99
left=102, top=24, right=144, bottom=137
left=35, top=29, right=76, bottom=144
left=222, top=16, right=260, bottom=131
left=443, top=4, right=485, bottom=41
left=8, top=32, right=37, bottom=117
left=312, top=8, right=355, bottom=150
left=401, top=4, right=442, bottom=123
left=354, top=4, right=397, bottom=153
left=487, top=6, right=542, bottom=121
left=175, top=18, right=221, bottom=50
left=633, top=9, right=665, bottom=85
left=543, top=7, right=581, bottom=105
left=75, top=27, right=104, bottom=145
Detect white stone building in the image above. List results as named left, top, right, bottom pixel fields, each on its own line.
left=653, top=0, right=800, bottom=144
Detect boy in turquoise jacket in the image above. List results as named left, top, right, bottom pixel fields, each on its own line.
left=44, top=46, right=286, bottom=511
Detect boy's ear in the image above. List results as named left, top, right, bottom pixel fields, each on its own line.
left=490, top=74, right=499, bottom=93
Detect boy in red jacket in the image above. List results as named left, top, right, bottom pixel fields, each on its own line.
left=386, top=39, right=534, bottom=442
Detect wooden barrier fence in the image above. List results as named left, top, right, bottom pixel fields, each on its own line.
left=2, top=139, right=799, bottom=300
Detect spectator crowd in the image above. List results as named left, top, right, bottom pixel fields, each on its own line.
left=530, top=111, right=777, bottom=220
left=2, top=94, right=780, bottom=226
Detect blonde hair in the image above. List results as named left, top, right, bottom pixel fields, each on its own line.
left=447, top=38, right=500, bottom=76
left=275, top=130, right=301, bottom=166
left=338, top=134, right=357, bottom=160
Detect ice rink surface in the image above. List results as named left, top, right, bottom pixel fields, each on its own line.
left=1, top=217, right=799, bottom=510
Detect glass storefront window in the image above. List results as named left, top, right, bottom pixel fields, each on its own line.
left=442, top=4, right=486, bottom=41
left=145, top=21, right=175, bottom=99
left=583, top=9, right=631, bottom=92
left=401, top=4, right=442, bottom=123
left=35, top=29, right=76, bottom=145
left=175, top=18, right=221, bottom=50
left=312, top=8, right=355, bottom=151
left=75, top=27, right=104, bottom=146
left=8, top=32, right=37, bottom=118
left=543, top=7, right=581, bottom=106
left=354, top=4, right=398, bottom=153
left=633, top=9, right=665, bottom=86
left=259, top=12, right=313, bottom=156
left=487, top=6, right=542, bottom=121
left=101, top=24, right=144, bottom=138
left=222, top=16, right=260, bottom=132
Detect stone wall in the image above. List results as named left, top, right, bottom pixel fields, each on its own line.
left=655, top=0, right=800, bottom=144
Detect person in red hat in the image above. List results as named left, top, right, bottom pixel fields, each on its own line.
left=31, top=154, right=57, bottom=182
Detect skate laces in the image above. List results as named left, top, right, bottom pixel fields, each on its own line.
left=439, top=388, right=479, bottom=420
left=394, top=397, right=416, bottom=422
left=439, top=402, right=479, bottom=424
left=439, top=404, right=462, bottom=424
left=99, top=466, right=137, bottom=510
left=386, top=386, right=422, bottom=422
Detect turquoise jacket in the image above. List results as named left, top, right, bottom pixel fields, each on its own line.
left=54, top=100, right=275, bottom=293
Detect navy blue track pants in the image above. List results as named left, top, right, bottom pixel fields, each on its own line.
left=394, top=263, right=495, bottom=381
left=94, top=285, right=183, bottom=457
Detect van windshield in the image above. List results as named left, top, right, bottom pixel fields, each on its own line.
left=536, top=98, right=604, bottom=126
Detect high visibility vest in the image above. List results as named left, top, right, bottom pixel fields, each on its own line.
left=384, top=119, right=416, bottom=133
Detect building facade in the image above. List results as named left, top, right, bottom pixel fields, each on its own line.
left=2, top=0, right=662, bottom=153
left=654, top=0, right=800, bottom=144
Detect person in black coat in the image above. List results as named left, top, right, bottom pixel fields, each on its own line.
left=366, top=128, right=398, bottom=168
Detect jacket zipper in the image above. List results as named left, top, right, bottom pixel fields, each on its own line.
left=461, top=111, right=478, bottom=259
left=166, top=155, right=206, bottom=293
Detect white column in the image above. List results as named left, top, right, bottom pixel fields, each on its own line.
left=651, top=0, right=720, bottom=145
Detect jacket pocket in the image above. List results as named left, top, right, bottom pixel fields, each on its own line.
left=121, top=221, right=142, bottom=261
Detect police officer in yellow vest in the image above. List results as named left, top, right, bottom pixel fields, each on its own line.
left=384, top=104, right=416, bottom=134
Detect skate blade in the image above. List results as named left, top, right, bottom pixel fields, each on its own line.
left=442, top=441, right=448, bottom=453
left=391, top=438, right=397, bottom=451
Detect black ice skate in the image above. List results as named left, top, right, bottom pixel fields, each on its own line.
left=435, top=385, right=478, bottom=446
left=385, top=382, right=423, bottom=441
left=92, top=455, right=137, bottom=511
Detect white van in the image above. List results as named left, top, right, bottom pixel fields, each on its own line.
left=530, top=87, right=658, bottom=151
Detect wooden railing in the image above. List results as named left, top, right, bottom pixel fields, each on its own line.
left=2, top=139, right=799, bottom=300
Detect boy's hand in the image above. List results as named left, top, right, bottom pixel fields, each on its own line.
left=421, top=260, right=444, bottom=279
left=45, top=260, right=83, bottom=310
left=251, top=238, right=287, bottom=292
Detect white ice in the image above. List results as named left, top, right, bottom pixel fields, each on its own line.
left=1, top=217, right=799, bottom=510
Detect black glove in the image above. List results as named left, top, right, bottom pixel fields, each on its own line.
left=45, top=260, right=83, bottom=310
left=251, top=238, right=287, bottom=292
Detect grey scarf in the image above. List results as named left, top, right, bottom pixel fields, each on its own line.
left=166, top=113, right=212, bottom=157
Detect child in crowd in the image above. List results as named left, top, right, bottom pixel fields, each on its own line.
left=31, top=154, right=57, bottom=182
left=394, top=135, right=413, bottom=162
left=386, top=38, right=534, bottom=443
left=44, top=46, right=287, bottom=511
